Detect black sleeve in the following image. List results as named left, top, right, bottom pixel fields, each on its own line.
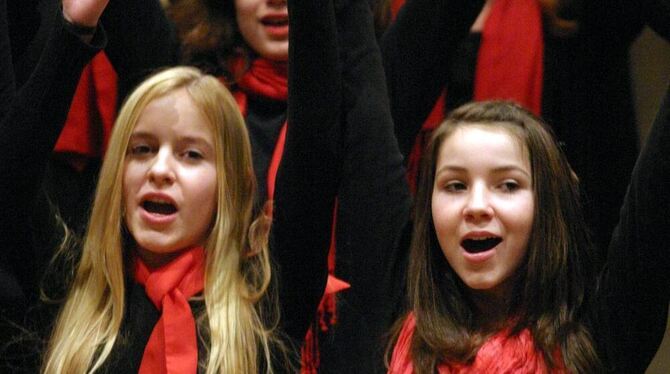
left=598, top=85, right=670, bottom=373
left=644, top=0, right=670, bottom=38
left=581, top=0, right=670, bottom=45
left=0, top=0, right=14, bottom=117
left=0, top=7, right=104, bottom=313
left=100, top=0, right=179, bottom=100
left=380, top=0, right=483, bottom=158
left=270, top=0, right=341, bottom=346
left=324, top=0, right=411, bottom=371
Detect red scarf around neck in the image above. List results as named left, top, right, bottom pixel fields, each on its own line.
left=134, top=246, right=206, bottom=374
left=237, top=57, right=289, bottom=103
left=388, top=313, right=566, bottom=374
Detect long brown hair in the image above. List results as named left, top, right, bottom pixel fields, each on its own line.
left=394, top=101, right=601, bottom=373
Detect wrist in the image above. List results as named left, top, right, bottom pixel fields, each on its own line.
left=63, top=18, right=98, bottom=37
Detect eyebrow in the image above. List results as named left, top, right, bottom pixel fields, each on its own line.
left=435, top=165, right=531, bottom=178
left=129, top=131, right=212, bottom=146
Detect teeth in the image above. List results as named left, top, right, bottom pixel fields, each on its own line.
left=147, top=198, right=171, bottom=204
left=470, top=236, right=496, bottom=241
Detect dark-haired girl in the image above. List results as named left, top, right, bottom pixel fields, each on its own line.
left=388, top=97, right=670, bottom=373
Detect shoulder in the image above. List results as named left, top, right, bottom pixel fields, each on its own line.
left=388, top=312, right=416, bottom=374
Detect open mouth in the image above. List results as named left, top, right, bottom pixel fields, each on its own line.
left=262, top=17, right=288, bottom=27
left=461, top=237, right=502, bottom=253
left=142, top=200, right=177, bottom=215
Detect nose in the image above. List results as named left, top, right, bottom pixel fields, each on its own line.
left=148, top=149, right=176, bottom=186
left=463, top=183, right=493, bottom=222
left=267, top=0, right=286, bottom=7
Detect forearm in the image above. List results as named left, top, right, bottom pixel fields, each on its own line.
left=0, top=7, right=103, bottom=304
left=381, top=0, right=483, bottom=157
left=100, top=0, right=179, bottom=100
left=272, top=0, right=341, bottom=343
left=600, top=86, right=670, bottom=372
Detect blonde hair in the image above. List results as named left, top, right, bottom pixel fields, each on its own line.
left=42, top=66, right=279, bottom=373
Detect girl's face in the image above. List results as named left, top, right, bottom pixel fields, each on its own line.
left=123, top=89, right=218, bottom=268
left=235, top=0, right=289, bottom=61
left=431, top=126, right=534, bottom=302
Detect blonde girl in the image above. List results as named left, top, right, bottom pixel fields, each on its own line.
left=0, top=0, right=341, bottom=371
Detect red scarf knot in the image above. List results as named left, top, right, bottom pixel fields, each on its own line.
left=134, top=246, right=206, bottom=374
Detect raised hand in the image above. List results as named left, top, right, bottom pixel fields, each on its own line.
left=62, top=0, right=110, bottom=27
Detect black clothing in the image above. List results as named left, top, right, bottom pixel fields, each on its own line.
left=598, top=84, right=670, bottom=373
left=315, top=0, right=411, bottom=372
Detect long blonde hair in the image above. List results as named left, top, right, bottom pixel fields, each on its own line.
left=42, top=66, right=279, bottom=373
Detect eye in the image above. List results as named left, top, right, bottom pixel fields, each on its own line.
left=444, top=181, right=467, bottom=192
left=129, top=144, right=152, bottom=156
left=499, top=180, right=520, bottom=192
left=183, top=149, right=204, bottom=160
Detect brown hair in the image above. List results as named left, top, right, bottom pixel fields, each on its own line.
left=539, top=0, right=580, bottom=36
left=392, top=101, right=601, bottom=373
left=166, top=0, right=250, bottom=80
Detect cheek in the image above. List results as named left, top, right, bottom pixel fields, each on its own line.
left=191, top=169, right=218, bottom=217
left=431, top=193, right=459, bottom=248
left=235, top=3, right=256, bottom=37
left=507, top=195, right=535, bottom=238
left=122, top=163, right=139, bottom=210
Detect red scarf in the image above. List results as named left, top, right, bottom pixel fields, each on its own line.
left=134, top=247, right=206, bottom=374
left=55, top=52, right=117, bottom=171
left=389, top=313, right=566, bottom=374
left=398, top=0, right=544, bottom=194
left=230, top=58, right=350, bottom=373
left=474, top=0, right=544, bottom=115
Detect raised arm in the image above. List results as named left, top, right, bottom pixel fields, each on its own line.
left=0, top=4, right=104, bottom=310
left=381, top=0, right=483, bottom=157
left=270, top=0, right=341, bottom=346
left=324, top=0, right=411, bottom=371
left=599, top=85, right=670, bottom=373
left=100, top=0, right=179, bottom=99
left=0, top=0, right=14, bottom=117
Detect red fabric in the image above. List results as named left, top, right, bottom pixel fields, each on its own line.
left=405, top=91, right=446, bottom=195
left=474, top=0, right=544, bottom=115
left=232, top=58, right=349, bottom=373
left=398, top=0, right=544, bottom=195
left=389, top=313, right=566, bottom=374
left=134, top=247, right=206, bottom=374
left=54, top=52, right=117, bottom=171
left=237, top=58, right=288, bottom=101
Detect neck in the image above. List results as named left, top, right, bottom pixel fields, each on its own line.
left=469, top=281, right=516, bottom=330
left=135, top=246, right=184, bottom=270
